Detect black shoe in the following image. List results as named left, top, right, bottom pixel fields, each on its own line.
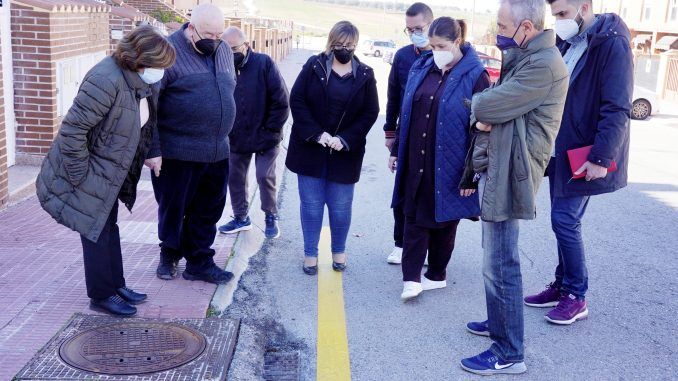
left=116, top=287, right=147, bottom=305
left=303, top=265, right=318, bottom=275
left=182, top=264, right=233, bottom=284
left=332, top=262, right=347, bottom=272
left=90, top=295, right=137, bottom=317
left=265, top=213, right=281, bottom=239
left=156, top=258, right=178, bottom=280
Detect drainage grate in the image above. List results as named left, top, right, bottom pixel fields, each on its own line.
left=263, top=350, right=300, bottom=381
left=59, top=322, right=207, bottom=375
left=15, top=313, right=240, bottom=381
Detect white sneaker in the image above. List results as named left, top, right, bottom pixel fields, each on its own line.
left=421, top=276, right=447, bottom=291
left=401, top=281, right=423, bottom=301
left=387, top=247, right=403, bottom=264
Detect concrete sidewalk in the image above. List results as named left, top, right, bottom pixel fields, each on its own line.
left=0, top=49, right=311, bottom=381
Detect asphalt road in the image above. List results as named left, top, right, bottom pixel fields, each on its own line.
left=226, top=50, right=678, bottom=381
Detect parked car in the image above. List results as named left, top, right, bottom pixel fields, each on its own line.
left=359, top=39, right=396, bottom=58
left=478, top=53, right=502, bottom=84
left=631, top=86, right=657, bottom=120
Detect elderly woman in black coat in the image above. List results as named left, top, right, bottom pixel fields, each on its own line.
left=36, top=26, right=175, bottom=316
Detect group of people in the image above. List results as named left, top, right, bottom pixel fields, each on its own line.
left=37, top=4, right=290, bottom=317
left=34, top=0, right=633, bottom=375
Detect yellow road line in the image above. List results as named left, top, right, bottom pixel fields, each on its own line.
left=317, top=227, right=351, bottom=381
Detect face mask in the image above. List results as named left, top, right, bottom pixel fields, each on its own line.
left=410, top=32, right=430, bottom=48
left=233, top=52, right=245, bottom=68
left=334, top=48, right=354, bottom=64
left=432, top=50, right=454, bottom=70
left=192, top=26, right=221, bottom=56
left=555, top=7, right=583, bottom=40
left=139, top=68, right=165, bottom=84
left=496, top=23, right=525, bottom=51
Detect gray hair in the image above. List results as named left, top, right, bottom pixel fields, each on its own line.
left=224, top=26, right=247, bottom=44
left=501, top=0, right=545, bottom=30
left=191, top=4, right=224, bottom=27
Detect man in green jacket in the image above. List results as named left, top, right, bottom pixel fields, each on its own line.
left=460, top=0, right=569, bottom=375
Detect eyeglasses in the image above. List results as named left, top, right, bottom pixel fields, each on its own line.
left=193, top=25, right=223, bottom=40
left=230, top=43, right=246, bottom=52
left=332, top=44, right=356, bottom=50
left=404, top=24, right=430, bottom=36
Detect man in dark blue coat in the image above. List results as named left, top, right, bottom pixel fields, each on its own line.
left=385, top=2, right=433, bottom=265
left=218, top=27, right=290, bottom=239
left=525, top=0, right=633, bottom=325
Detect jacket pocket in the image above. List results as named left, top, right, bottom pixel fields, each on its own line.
left=512, top=138, right=529, bottom=182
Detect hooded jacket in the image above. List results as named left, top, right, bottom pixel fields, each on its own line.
left=551, top=13, right=633, bottom=198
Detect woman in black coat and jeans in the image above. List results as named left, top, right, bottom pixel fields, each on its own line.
left=37, top=26, right=175, bottom=316
left=286, top=21, right=380, bottom=275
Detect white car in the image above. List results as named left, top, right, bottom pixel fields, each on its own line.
left=632, top=86, right=657, bottom=120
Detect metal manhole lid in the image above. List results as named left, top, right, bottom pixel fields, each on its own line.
left=58, top=322, right=207, bottom=375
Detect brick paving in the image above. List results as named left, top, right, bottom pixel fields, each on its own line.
left=0, top=175, right=237, bottom=380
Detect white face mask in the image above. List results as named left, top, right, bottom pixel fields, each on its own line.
left=555, top=7, right=583, bottom=41
left=139, top=68, right=165, bottom=84
left=432, top=50, right=454, bottom=70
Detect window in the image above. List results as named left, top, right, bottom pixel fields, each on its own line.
left=671, top=0, right=678, bottom=21
left=644, top=4, right=652, bottom=20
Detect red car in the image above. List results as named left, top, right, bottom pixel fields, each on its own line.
left=478, top=53, right=502, bottom=84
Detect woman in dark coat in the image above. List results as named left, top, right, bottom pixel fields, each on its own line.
left=389, top=17, right=489, bottom=301
left=286, top=21, right=380, bottom=275
left=36, top=26, right=175, bottom=316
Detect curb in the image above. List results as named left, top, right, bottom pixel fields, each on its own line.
left=209, top=122, right=291, bottom=313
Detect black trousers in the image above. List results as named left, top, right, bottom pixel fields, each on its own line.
left=152, top=158, right=229, bottom=273
left=393, top=204, right=404, bottom=248
left=81, top=200, right=125, bottom=300
left=401, top=217, right=460, bottom=282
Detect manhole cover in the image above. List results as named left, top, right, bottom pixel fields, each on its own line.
left=58, top=322, right=207, bottom=375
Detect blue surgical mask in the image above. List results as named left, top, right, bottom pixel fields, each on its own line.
left=495, top=23, right=525, bottom=51
left=410, top=32, right=430, bottom=48
left=139, top=68, right=165, bottom=84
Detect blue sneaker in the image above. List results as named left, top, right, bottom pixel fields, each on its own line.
left=466, top=320, right=490, bottom=337
left=460, top=349, right=527, bottom=376
left=264, top=213, right=280, bottom=239
left=218, top=216, right=252, bottom=234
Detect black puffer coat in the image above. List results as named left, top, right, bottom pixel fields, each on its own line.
left=36, top=56, right=156, bottom=242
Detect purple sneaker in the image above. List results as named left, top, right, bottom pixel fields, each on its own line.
left=524, top=282, right=561, bottom=308
left=544, top=294, right=589, bottom=325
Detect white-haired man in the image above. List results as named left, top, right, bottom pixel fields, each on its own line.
left=218, top=27, right=289, bottom=239
left=460, top=0, right=569, bottom=375
left=150, top=4, right=237, bottom=284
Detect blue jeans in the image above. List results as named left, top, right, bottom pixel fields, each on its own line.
left=297, top=174, right=355, bottom=257
left=479, top=175, right=524, bottom=362
left=548, top=161, right=591, bottom=299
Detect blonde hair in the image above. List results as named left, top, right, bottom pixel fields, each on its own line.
left=325, top=21, right=359, bottom=54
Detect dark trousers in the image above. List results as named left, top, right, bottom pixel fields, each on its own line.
left=229, top=146, right=279, bottom=218
left=401, top=217, right=460, bottom=282
left=393, top=204, right=404, bottom=248
left=81, top=200, right=125, bottom=300
left=152, top=158, right=229, bottom=273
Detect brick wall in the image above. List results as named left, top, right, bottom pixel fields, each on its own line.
left=109, top=14, right=134, bottom=53
left=11, top=2, right=109, bottom=157
left=0, top=36, right=8, bottom=207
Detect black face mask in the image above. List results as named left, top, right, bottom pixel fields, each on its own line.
left=193, top=28, right=221, bottom=56
left=195, top=38, right=221, bottom=56
left=333, top=48, right=354, bottom=64
left=233, top=52, right=245, bottom=68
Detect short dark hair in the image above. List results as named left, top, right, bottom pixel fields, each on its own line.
left=406, top=2, right=434, bottom=21
left=113, top=25, right=176, bottom=71
left=429, top=17, right=467, bottom=45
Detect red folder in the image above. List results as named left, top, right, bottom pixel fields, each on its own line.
left=567, top=145, right=617, bottom=180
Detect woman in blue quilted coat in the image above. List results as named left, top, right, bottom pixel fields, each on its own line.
left=389, top=17, right=489, bottom=301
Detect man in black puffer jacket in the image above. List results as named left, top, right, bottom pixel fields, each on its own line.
left=218, top=27, right=290, bottom=239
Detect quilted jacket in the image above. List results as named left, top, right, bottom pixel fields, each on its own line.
left=391, top=43, right=483, bottom=222
left=36, top=56, right=155, bottom=242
